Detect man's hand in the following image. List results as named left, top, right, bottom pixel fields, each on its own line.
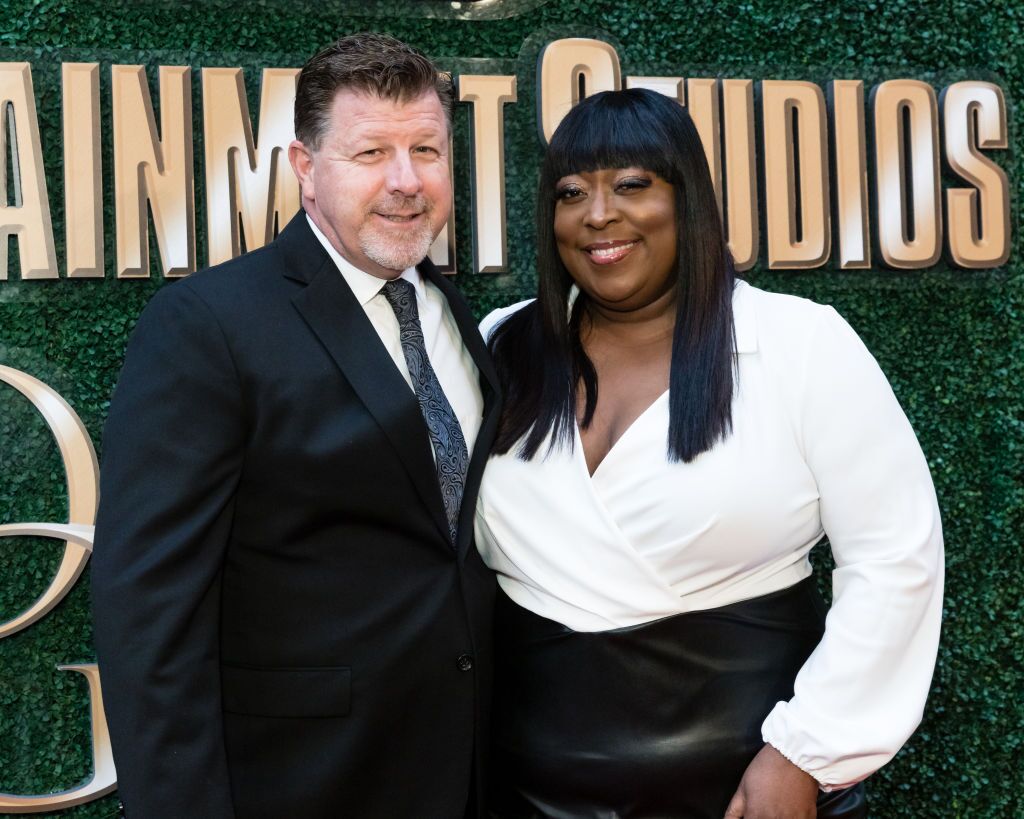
left=723, top=743, right=818, bottom=819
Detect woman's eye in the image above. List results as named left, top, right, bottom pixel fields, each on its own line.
left=556, top=186, right=584, bottom=201
left=616, top=177, right=652, bottom=192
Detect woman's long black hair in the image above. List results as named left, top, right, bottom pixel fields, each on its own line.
left=489, top=88, right=736, bottom=463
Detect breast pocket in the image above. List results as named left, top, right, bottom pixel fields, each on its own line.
left=221, top=664, right=351, bottom=718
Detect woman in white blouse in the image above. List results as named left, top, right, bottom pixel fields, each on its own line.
left=476, top=88, right=943, bottom=819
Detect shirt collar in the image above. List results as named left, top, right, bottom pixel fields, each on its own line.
left=306, top=213, right=423, bottom=305
left=731, top=280, right=758, bottom=354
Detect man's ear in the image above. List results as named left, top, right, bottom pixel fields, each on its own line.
left=289, top=140, right=315, bottom=201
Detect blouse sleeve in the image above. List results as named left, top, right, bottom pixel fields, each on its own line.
left=760, top=305, right=944, bottom=790
left=478, top=299, right=534, bottom=341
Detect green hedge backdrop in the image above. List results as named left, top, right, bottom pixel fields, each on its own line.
left=0, top=0, right=1021, bottom=816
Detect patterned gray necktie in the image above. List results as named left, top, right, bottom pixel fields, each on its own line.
left=381, top=278, right=469, bottom=544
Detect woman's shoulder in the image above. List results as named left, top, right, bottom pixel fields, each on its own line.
left=734, top=280, right=852, bottom=350
left=479, top=298, right=536, bottom=341
left=735, top=279, right=838, bottom=320
left=733, top=280, right=880, bottom=384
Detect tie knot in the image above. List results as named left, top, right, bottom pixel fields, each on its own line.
left=381, top=277, right=415, bottom=307
left=381, top=277, right=421, bottom=330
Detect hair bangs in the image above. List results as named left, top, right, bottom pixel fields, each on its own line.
left=543, top=92, right=678, bottom=187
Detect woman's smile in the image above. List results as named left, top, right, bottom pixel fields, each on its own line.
left=583, top=239, right=639, bottom=264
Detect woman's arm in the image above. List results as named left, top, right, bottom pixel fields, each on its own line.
left=760, top=305, right=944, bottom=788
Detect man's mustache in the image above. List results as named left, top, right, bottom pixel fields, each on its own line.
left=371, top=196, right=431, bottom=217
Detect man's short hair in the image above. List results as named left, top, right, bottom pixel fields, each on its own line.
left=295, top=32, right=454, bottom=150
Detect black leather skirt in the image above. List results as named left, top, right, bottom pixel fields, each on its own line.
left=489, top=578, right=867, bottom=819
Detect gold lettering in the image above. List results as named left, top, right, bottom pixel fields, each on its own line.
left=112, top=64, right=195, bottom=278
left=832, top=80, right=870, bottom=269
left=0, top=63, right=58, bottom=280
left=685, top=79, right=723, bottom=215
left=762, top=81, right=830, bottom=269
left=625, top=76, right=683, bottom=102
left=202, top=67, right=300, bottom=266
left=872, top=80, right=941, bottom=269
left=537, top=38, right=621, bottom=144
left=0, top=665, right=116, bottom=811
left=0, top=365, right=98, bottom=637
left=721, top=79, right=759, bottom=271
left=63, top=63, right=104, bottom=278
left=0, top=367, right=112, bottom=812
left=943, top=81, right=1009, bottom=268
left=457, top=74, right=517, bottom=274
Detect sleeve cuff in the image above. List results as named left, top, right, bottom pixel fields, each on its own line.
left=762, top=706, right=868, bottom=792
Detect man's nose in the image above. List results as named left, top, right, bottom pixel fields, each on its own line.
left=385, top=153, right=424, bottom=196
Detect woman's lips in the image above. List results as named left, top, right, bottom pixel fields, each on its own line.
left=584, top=240, right=638, bottom=265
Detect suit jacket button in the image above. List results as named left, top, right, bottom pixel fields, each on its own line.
left=456, top=653, right=474, bottom=672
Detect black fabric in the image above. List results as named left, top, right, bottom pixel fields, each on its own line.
left=489, top=579, right=867, bottom=819
left=220, top=665, right=351, bottom=718
left=816, top=784, right=868, bottom=818
left=91, top=212, right=499, bottom=818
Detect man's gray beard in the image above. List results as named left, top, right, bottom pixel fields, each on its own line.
left=360, top=218, right=437, bottom=273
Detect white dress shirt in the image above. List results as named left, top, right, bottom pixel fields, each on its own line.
left=475, top=280, right=944, bottom=790
left=307, top=215, right=483, bottom=455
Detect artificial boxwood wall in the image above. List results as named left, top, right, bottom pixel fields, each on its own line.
left=0, top=0, right=1021, bottom=816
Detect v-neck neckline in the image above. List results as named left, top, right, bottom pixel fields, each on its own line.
left=576, top=388, right=670, bottom=479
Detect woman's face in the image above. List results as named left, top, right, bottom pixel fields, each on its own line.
left=553, top=167, right=677, bottom=314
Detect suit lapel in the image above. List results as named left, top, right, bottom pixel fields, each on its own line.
left=419, top=262, right=503, bottom=558
left=282, top=215, right=453, bottom=548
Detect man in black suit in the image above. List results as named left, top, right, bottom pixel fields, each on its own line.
left=91, top=33, right=499, bottom=818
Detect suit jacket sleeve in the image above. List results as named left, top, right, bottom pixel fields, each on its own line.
left=91, top=281, right=245, bottom=818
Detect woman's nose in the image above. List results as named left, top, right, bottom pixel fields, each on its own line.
left=584, top=189, right=619, bottom=229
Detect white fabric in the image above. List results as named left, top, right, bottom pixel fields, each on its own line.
left=474, top=280, right=943, bottom=789
left=307, top=215, right=483, bottom=455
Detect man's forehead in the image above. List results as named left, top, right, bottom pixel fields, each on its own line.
left=328, top=88, right=447, bottom=135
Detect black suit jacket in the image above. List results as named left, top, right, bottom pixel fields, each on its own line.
left=91, top=213, right=500, bottom=818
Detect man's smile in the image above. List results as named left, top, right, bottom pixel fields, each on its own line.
left=374, top=211, right=425, bottom=223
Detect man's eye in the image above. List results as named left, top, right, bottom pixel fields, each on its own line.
left=414, top=145, right=440, bottom=155
left=359, top=149, right=382, bottom=158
